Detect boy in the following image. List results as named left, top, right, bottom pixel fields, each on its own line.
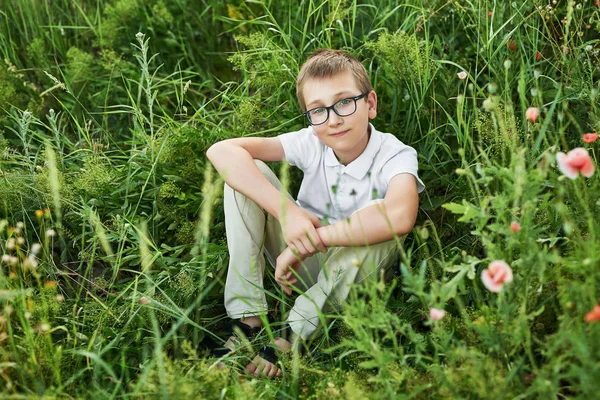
left=206, top=49, right=424, bottom=379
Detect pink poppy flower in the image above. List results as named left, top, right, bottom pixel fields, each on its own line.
left=429, top=308, right=446, bottom=321
left=510, top=221, right=521, bottom=232
left=457, top=71, right=468, bottom=80
left=526, top=107, right=539, bottom=122
left=487, top=11, right=493, bottom=17
left=508, top=39, right=516, bottom=52
left=556, top=148, right=595, bottom=179
left=481, top=260, right=513, bottom=293
left=583, top=133, right=598, bottom=143
left=535, top=51, right=542, bottom=61
left=584, top=304, right=600, bottom=323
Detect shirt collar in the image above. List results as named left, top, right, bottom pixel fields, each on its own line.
left=324, top=123, right=381, bottom=179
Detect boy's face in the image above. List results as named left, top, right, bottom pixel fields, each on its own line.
left=302, top=71, right=377, bottom=164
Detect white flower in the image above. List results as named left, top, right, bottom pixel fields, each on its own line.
left=46, top=229, right=56, bottom=238
left=31, top=243, right=42, bottom=255
left=457, top=71, right=468, bottom=80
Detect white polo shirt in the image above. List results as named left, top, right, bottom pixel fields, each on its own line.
left=278, top=123, right=425, bottom=224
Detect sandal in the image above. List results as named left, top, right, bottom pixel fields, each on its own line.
left=210, top=320, right=261, bottom=358
left=253, top=323, right=306, bottom=369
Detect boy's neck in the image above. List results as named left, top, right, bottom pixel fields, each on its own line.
left=334, top=125, right=371, bottom=166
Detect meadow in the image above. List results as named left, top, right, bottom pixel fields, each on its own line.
left=1, top=0, right=599, bottom=398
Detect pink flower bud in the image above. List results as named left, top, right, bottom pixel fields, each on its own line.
left=457, top=71, right=468, bottom=80
left=429, top=308, right=446, bottom=321
left=584, top=304, right=600, bottom=323
left=140, top=297, right=150, bottom=305
left=526, top=107, right=539, bottom=122
left=510, top=221, right=521, bottom=232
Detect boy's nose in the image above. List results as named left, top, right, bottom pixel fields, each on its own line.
left=328, top=110, right=343, bottom=127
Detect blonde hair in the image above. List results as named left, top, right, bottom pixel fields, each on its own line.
left=296, top=49, right=373, bottom=111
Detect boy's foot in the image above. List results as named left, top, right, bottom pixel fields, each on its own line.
left=246, top=337, right=292, bottom=379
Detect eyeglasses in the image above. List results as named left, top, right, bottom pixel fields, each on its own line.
left=303, top=92, right=368, bottom=126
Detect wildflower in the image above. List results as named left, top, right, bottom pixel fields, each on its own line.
left=35, top=210, right=44, bottom=218
left=429, top=308, right=446, bottom=321
left=584, top=304, right=600, bottom=322
left=44, top=281, right=57, bottom=288
left=16, top=222, right=24, bottom=229
left=23, top=256, right=38, bottom=269
left=487, top=11, right=493, bottom=17
left=351, top=258, right=361, bottom=267
left=586, top=45, right=593, bottom=52
left=481, top=260, right=513, bottom=292
left=483, top=98, right=495, bottom=111
left=508, top=39, right=516, bottom=52
left=561, top=46, right=569, bottom=55
left=17, top=237, right=25, bottom=245
left=457, top=71, right=468, bottom=80
left=31, top=243, right=42, bottom=255
left=6, top=238, right=15, bottom=250
left=526, top=107, right=539, bottom=122
left=56, top=294, right=65, bottom=302
left=140, top=297, right=151, bottom=305
left=504, top=59, right=512, bottom=69
left=46, top=229, right=56, bottom=238
left=1, top=254, right=10, bottom=263
left=39, top=323, right=50, bottom=332
left=535, top=51, right=542, bottom=61
left=510, top=221, right=521, bottom=232
left=556, top=148, right=595, bottom=179
left=583, top=133, right=598, bottom=143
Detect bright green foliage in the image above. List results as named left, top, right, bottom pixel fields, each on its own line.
left=1, top=0, right=600, bottom=398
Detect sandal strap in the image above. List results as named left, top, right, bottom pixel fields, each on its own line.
left=258, top=345, right=278, bottom=364
left=229, top=320, right=260, bottom=339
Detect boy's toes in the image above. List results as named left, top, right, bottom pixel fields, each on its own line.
left=246, top=359, right=258, bottom=375
left=268, top=365, right=279, bottom=379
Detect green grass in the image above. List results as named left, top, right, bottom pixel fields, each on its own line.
left=1, top=0, right=600, bottom=398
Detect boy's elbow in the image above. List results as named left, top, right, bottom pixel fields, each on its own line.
left=206, top=142, right=223, bottom=163
left=391, top=208, right=417, bottom=237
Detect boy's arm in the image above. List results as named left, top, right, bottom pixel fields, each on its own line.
left=206, top=137, right=287, bottom=218
left=315, top=173, right=419, bottom=247
left=206, top=137, right=326, bottom=255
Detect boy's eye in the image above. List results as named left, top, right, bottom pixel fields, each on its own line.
left=311, top=107, right=325, bottom=115
left=337, top=98, right=352, bottom=106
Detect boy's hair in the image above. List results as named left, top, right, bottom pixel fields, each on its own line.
left=296, top=49, right=373, bottom=112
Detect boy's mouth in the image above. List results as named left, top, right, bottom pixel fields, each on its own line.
left=330, top=129, right=350, bottom=137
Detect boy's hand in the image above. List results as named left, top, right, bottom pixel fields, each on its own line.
left=281, top=204, right=327, bottom=258
left=275, top=247, right=304, bottom=295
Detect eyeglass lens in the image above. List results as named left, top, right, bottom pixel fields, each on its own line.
left=308, top=97, right=358, bottom=125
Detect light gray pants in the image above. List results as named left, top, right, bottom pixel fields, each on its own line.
left=223, top=160, right=398, bottom=339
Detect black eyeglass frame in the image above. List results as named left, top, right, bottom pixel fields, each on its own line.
left=303, top=92, right=369, bottom=126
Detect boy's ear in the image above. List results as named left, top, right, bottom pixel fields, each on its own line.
left=367, top=90, right=377, bottom=119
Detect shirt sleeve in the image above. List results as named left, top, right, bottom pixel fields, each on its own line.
left=278, top=127, right=321, bottom=172
left=378, top=144, right=425, bottom=193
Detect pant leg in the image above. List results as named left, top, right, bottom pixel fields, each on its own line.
left=286, top=200, right=401, bottom=339
left=223, top=160, right=288, bottom=319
